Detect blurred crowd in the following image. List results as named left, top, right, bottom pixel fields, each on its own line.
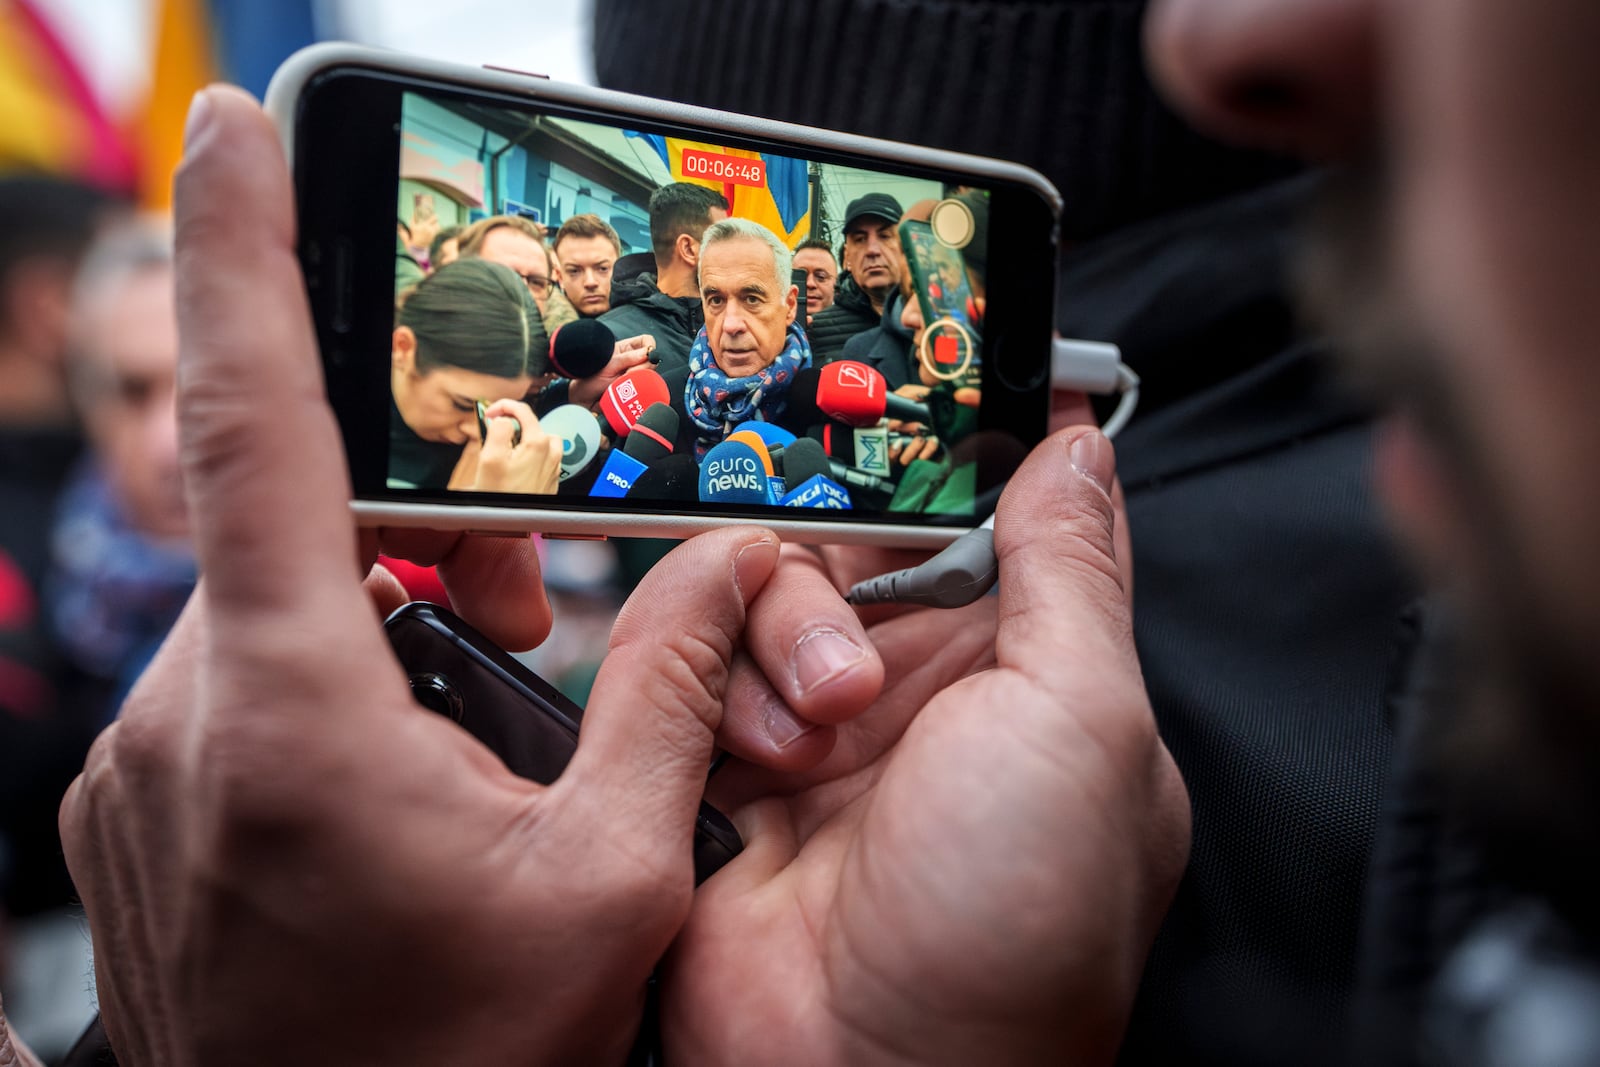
left=0, top=177, right=191, bottom=1051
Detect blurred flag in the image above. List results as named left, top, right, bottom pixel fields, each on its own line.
left=0, top=0, right=137, bottom=189
left=0, top=0, right=317, bottom=205
left=136, top=0, right=317, bottom=209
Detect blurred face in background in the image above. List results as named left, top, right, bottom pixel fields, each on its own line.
left=1149, top=0, right=1600, bottom=882
left=74, top=265, right=186, bottom=539
left=793, top=246, right=837, bottom=311
left=476, top=227, right=552, bottom=315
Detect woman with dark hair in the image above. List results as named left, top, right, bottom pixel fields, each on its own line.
left=388, top=258, right=560, bottom=492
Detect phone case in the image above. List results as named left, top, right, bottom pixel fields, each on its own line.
left=266, top=43, right=1061, bottom=548
left=384, top=601, right=742, bottom=885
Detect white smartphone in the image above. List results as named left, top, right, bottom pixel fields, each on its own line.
left=266, top=44, right=1061, bottom=547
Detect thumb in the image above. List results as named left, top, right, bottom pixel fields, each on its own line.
left=564, top=528, right=779, bottom=861
left=174, top=86, right=369, bottom=647
left=994, top=427, right=1137, bottom=687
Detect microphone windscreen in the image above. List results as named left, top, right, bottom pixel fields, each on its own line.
left=733, top=420, right=796, bottom=450
left=775, top=368, right=824, bottom=431
left=625, top=453, right=699, bottom=502
left=599, top=367, right=671, bottom=437
left=816, top=361, right=890, bottom=427
left=806, top=421, right=855, bottom=465
left=782, top=437, right=831, bottom=492
left=548, top=318, right=615, bottom=379
left=622, top=402, right=678, bottom=463
left=698, top=438, right=772, bottom=504
left=537, top=404, right=603, bottom=481
left=724, top=430, right=776, bottom=476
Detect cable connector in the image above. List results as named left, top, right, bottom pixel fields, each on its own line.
left=1052, top=337, right=1124, bottom=394
left=844, top=338, right=1139, bottom=610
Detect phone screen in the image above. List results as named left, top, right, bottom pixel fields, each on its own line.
left=297, top=68, right=1056, bottom=531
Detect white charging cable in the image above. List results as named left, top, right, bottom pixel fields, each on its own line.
left=845, top=338, right=1137, bottom=609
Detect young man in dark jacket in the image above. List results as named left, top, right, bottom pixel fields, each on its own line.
left=598, top=182, right=726, bottom=376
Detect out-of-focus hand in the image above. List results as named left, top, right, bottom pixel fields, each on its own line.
left=54, top=85, right=799, bottom=1067
left=568, top=331, right=656, bottom=408
left=472, top=398, right=561, bottom=494
left=886, top=426, right=941, bottom=465
left=0, top=993, right=46, bottom=1067
left=662, top=426, right=1186, bottom=1065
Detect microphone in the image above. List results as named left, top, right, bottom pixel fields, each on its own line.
left=802, top=425, right=897, bottom=495
left=775, top=368, right=825, bottom=432
left=698, top=438, right=774, bottom=505
left=816, top=361, right=932, bottom=427
left=724, top=429, right=784, bottom=501
left=625, top=453, right=700, bottom=502
left=623, top=403, right=678, bottom=463
left=599, top=367, right=671, bottom=438
left=591, top=401, right=682, bottom=497
left=809, top=421, right=894, bottom=478
left=547, top=318, right=615, bottom=379
left=778, top=437, right=852, bottom=509
left=536, top=404, right=604, bottom=482
left=730, top=420, right=796, bottom=452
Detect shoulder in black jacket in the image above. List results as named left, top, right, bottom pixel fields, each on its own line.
left=840, top=291, right=916, bottom=390
left=808, top=275, right=880, bottom=364
left=599, top=272, right=703, bottom=377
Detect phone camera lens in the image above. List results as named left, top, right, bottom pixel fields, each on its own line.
left=408, top=672, right=465, bottom=722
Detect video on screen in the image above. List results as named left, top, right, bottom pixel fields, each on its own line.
left=387, top=90, right=998, bottom=517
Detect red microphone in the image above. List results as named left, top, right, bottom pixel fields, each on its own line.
left=817, top=361, right=932, bottom=426
left=598, top=367, right=671, bottom=437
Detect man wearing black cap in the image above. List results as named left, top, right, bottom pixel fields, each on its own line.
left=807, top=192, right=903, bottom=363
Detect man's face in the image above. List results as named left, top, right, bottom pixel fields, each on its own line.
left=793, top=247, right=838, bottom=312
left=477, top=228, right=551, bottom=314
left=1150, top=0, right=1600, bottom=879
left=700, top=237, right=798, bottom=378
left=554, top=234, right=617, bottom=316
left=842, top=216, right=902, bottom=298
left=78, top=268, right=186, bottom=539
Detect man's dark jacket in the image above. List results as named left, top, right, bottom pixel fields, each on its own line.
left=840, top=291, right=917, bottom=391
left=1060, top=174, right=1421, bottom=1066
left=599, top=271, right=702, bottom=377
left=808, top=274, right=879, bottom=364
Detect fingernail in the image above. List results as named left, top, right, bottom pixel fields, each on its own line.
left=792, top=630, right=866, bottom=696
left=1070, top=429, right=1113, bottom=493
left=764, top=701, right=818, bottom=750
left=732, top=536, right=777, bottom=598
left=184, top=89, right=215, bottom=149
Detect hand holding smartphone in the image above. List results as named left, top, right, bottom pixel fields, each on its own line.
left=268, top=44, right=1062, bottom=546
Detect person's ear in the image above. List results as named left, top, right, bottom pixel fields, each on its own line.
left=392, top=326, right=417, bottom=372
left=677, top=232, right=699, bottom=268
left=784, top=283, right=798, bottom=326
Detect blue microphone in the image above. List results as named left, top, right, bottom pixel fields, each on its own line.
left=778, top=438, right=852, bottom=509
left=698, top=438, right=773, bottom=504
left=589, top=448, right=647, bottom=498
left=734, top=420, right=797, bottom=451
